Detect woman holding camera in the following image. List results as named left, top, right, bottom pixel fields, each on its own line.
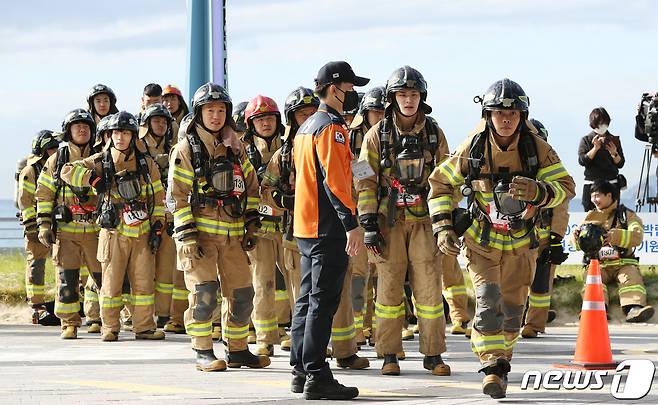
left=578, top=107, right=625, bottom=211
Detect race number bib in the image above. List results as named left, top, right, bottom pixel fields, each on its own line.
left=258, top=204, right=274, bottom=216
left=233, top=164, right=245, bottom=196
left=487, top=202, right=511, bottom=232
left=123, top=207, right=148, bottom=226
left=396, top=193, right=421, bottom=208
left=599, top=246, right=620, bottom=261
left=351, top=159, right=376, bottom=181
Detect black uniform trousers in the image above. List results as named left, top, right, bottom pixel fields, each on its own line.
left=290, top=236, right=349, bottom=380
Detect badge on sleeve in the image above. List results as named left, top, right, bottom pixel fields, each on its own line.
left=334, top=131, right=345, bottom=144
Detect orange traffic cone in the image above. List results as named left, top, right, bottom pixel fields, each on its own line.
left=556, top=259, right=618, bottom=370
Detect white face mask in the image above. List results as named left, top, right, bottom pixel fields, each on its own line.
left=593, top=124, right=608, bottom=135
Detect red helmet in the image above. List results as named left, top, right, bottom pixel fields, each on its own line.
left=163, top=84, right=183, bottom=97
left=244, top=95, right=280, bottom=128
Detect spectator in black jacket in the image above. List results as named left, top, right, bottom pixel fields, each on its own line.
left=578, top=107, right=625, bottom=211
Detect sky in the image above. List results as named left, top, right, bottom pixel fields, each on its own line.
left=1, top=0, right=658, bottom=205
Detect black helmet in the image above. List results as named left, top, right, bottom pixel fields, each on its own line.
left=62, top=109, right=96, bottom=141
left=107, top=111, right=139, bottom=135
left=480, top=78, right=529, bottom=112
left=578, top=223, right=606, bottom=256
left=87, top=84, right=119, bottom=116
left=360, top=86, right=386, bottom=113
left=530, top=118, right=548, bottom=141
left=232, top=101, right=249, bottom=132
left=385, top=66, right=431, bottom=114
left=284, top=87, right=319, bottom=125
left=140, top=103, right=173, bottom=126
left=189, top=82, right=234, bottom=133
left=31, top=130, right=60, bottom=157
left=93, top=114, right=114, bottom=150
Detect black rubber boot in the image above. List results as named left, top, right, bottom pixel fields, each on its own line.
left=303, top=375, right=359, bottom=400
left=156, top=316, right=170, bottom=329
left=479, top=358, right=511, bottom=399
left=195, top=349, right=227, bottom=372
left=225, top=349, right=271, bottom=368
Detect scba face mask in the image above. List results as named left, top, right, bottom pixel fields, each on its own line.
left=490, top=181, right=527, bottom=231
left=207, top=158, right=234, bottom=196
left=395, top=136, right=424, bottom=189
left=116, top=172, right=142, bottom=201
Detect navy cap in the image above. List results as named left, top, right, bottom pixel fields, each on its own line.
left=315, top=61, right=370, bottom=87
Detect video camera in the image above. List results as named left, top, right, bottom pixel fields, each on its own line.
left=635, top=92, right=658, bottom=145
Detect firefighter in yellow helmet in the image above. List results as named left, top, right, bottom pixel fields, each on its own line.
left=355, top=66, right=451, bottom=377
left=168, top=83, right=269, bottom=372
left=35, top=109, right=103, bottom=339
left=429, top=78, right=575, bottom=398
left=139, top=103, right=189, bottom=333
left=60, top=111, right=167, bottom=342
left=17, top=130, right=59, bottom=323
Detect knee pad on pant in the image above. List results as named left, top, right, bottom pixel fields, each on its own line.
left=30, top=259, right=46, bottom=285
left=531, top=261, right=551, bottom=294
left=351, top=276, right=366, bottom=312
left=502, top=303, right=525, bottom=332
left=474, top=282, right=503, bottom=332
left=193, top=281, right=219, bottom=321
left=230, top=286, right=255, bottom=324
left=58, top=269, right=80, bottom=304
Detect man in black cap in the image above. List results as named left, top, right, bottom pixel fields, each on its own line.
left=289, top=61, right=368, bottom=400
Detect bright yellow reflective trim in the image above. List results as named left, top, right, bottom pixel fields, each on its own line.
left=438, top=160, right=464, bottom=186
left=155, top=282, right=174, bottom=294
left=172, top=288, right=189, bottom=300
left=133, top=294, right=155, bottom=306
left=374, top=302, right=405, bottom=319
left=186, top=322, right=212, bottom=336
left=55, top=301, right=80, bottom=314
left=100, top=296, right=124, bottom=308
left=470, top=335, right=505, bottom=353
left=415, top=303, right=445, bottom=319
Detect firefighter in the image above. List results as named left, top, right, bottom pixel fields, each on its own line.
left=17, top=130, right=59, bottom=323
left=348, top=86, right=384, bottom=344
left=162, top=84, right=190, bottom=126
left=571, top=180, right=654, bottom=323
left=355, top=66, right=451, bottom=377
left=35, top=109, right=103, bottom=339
left=429, top=78, right=575, bottom=398
left=233, top=101, right=249, bottom=135
left=168, top=82, right=269, bottom=372
left=290, top=61, right=366, bottom=400
left=139, top=103, right=188, bottom=333
left=59, top=111, right=166, bottom=342
left=240, top=95, right=287, bottom=357
left=521, top=119, right=569, bottom=338
left=87, top=84, right=119, bottom=124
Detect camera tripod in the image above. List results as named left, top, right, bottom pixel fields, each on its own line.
left=635, top=143, right=658, bottom=212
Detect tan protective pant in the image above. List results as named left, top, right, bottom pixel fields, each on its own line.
left=53, top=235, right=101, bottom=327
left=181, top=235, right=253, bottom=351
left=351, top=247, right=370, bottom=343
left=364, top=264, right=377, bottom=341
left=154, top=230, right=179, bottom=317
left=247, top=234, right=288, bottom=344
left=80, top=259, right=101, bottom=324
left=371, top=220, right=446, bottom=356
left=464, top=237, right=537, bottom=366
left=582, top=263, right=647, bottom=307
left=441, top=255, right=471, bottom=325
left=171, top=269, right=189, bottom=325
left=523, top=238, right=554, bottom=333
left=24, top=237, right=49, bottom=306
left=283, top=247, right=302, bottom=305
left=97, top=230, right=156, bottom=334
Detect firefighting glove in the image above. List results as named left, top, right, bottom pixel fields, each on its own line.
left=181, top=239, right=204, bottom=260
left=359, top=213, right=385, bottom=255
left=89, top=172, right=107, bottom=194
left=548, top=233, right=569, bottom=264
left=510, top=176, right=546, bottom=204
left=25, top=224, right=39, bottom=243
left=436, top=228, right=461, bottom=257
left=272, top=189, right=295, bottom=210
left=242, top=218, right=260, bottom=251
left=38, top=228, right=55, bottom=248
left=149, top=221, right=163, bottom=254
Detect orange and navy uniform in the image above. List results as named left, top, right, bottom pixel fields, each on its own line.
left=293, top=103, right=356, bottom=239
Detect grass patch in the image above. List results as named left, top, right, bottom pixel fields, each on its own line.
left=0, top=248, right=56, bottom=305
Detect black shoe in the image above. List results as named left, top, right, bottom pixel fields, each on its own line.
left=303, top=376, right=359, bottom=400
left=291, top=372, right=306, bottom=393
left=480, top=358, right=511, bottom=399
left=547, top=309, right=557, bottom=324
left=225, top=349, right=271, bottom=368
left=626, top=305, right=655, bottom=323
left=195, top=349, right=227, bottom=372
left=156, top=316, right=170, bottom=329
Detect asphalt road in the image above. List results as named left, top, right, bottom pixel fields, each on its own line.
left=1, top=324, right=657, bottom=405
